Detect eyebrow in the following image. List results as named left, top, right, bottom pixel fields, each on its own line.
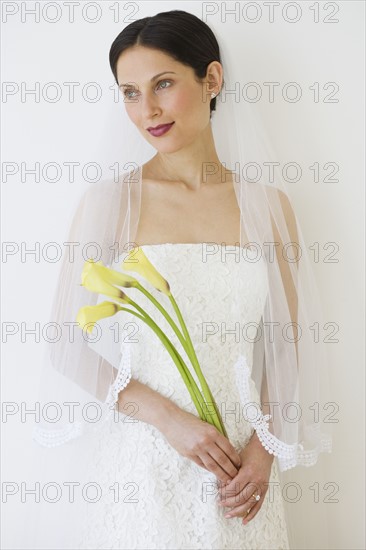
left=118, top=71, right=177, bottom=88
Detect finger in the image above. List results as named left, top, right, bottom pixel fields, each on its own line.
left=219, top=481, right=257, bottom=508
left=199, top=450, right=236, bottom=484
left=207, top=443, right=241, bottom=479
left=242, top=499, right=262, bottom=525
left=221, top=478, right=260, bottom=501
left=190, top=455, right=209, bottom=471
left=216, top=435, right=242, bottom=469
left=223, top=492, right=263, bottom=520
left=222, top=501, right=251, bottom=519
left=220, top=479, right=253, bottom=507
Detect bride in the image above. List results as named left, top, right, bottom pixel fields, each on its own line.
left=32, top=9, right=332, bottom=550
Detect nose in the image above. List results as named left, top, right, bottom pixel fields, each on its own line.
left=140, top=91, right=161, bottom=122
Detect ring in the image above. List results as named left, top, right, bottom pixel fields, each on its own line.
left=252, top=493, right=260, bottom=501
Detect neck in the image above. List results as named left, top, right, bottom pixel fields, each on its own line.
left=147, top=124, right=233, bottom=191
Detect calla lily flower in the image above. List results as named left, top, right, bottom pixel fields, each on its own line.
left=82, top=258, right=138, bottom=288
left=122, top=246, right=171, bottom=295
left=81, top=259, right=133, bottom=302
left=76, top=301, right=121, bottom=334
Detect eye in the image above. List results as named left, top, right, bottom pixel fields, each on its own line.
left=123, top=80, right=172, bottom=99
left=122, top=88, right=138, bottom=99
left=156, top=79, right=172, bottom=91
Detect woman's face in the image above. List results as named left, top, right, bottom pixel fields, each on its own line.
left=116, top=45, right=218, bottom=153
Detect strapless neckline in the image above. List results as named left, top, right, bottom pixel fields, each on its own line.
left=110, top=242, right=263, bottom=267
left=138, top=242, right=258, bottom=254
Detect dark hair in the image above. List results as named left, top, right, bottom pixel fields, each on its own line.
left=109, top=9, right=222, bottom=117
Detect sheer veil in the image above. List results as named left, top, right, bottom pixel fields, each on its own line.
left=23, top=12, right=332, bottom=550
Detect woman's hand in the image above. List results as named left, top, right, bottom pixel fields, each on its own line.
left=161, top=406, right=242, bottom=484
left=217, top=431, right=274, bottom=525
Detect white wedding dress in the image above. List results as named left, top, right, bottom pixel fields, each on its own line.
left=77, top=243, right=290, bottom=550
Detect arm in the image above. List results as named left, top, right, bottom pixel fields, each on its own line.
left=116, top=376, right=181, bottom=432
left=271, top=188, right=299, bottom=362
left=249, top=188, right=300, bottom=448
left=116, top=376, right=242, bottom=484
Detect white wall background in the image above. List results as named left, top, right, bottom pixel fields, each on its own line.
left=1, top=1, right=364, bottom=549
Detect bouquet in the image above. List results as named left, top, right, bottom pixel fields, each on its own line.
left=76, top=246, right=227, bottom=437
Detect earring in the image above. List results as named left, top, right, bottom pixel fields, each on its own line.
left=210, top=92, right=217, bottom=99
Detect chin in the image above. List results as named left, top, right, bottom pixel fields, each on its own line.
left=146, top=139, right=185, bottom=155
left=159, top=146, right=188, bottom=155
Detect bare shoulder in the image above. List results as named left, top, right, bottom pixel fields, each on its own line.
left=274, top=187, right=297, bottom=231
left=246, top=180, right=296, bottom=222
left=267, top=185, right=298, bottom=243
left=244, top=181, right=299, bottom=245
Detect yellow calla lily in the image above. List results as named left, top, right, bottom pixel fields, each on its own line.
left=82, top=258, right=138, bottom=288
left=76, top=301, right=121, bottom=334
left=122, top=246, right=171, bottom=295
left=81, top=259, right=133, bottom=302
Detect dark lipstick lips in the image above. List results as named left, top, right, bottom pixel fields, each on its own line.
left=147, top=122, right=175, bottom=136
left=147, top=122, right=174, bottom=130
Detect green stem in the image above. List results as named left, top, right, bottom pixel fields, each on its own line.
left=134, top=283, right=225, bottom=435
left=136, top=283, right=191, bottom=356
left=169, top=294, right=228, bottom=438
left=116, top=305, right=208, bottom=422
